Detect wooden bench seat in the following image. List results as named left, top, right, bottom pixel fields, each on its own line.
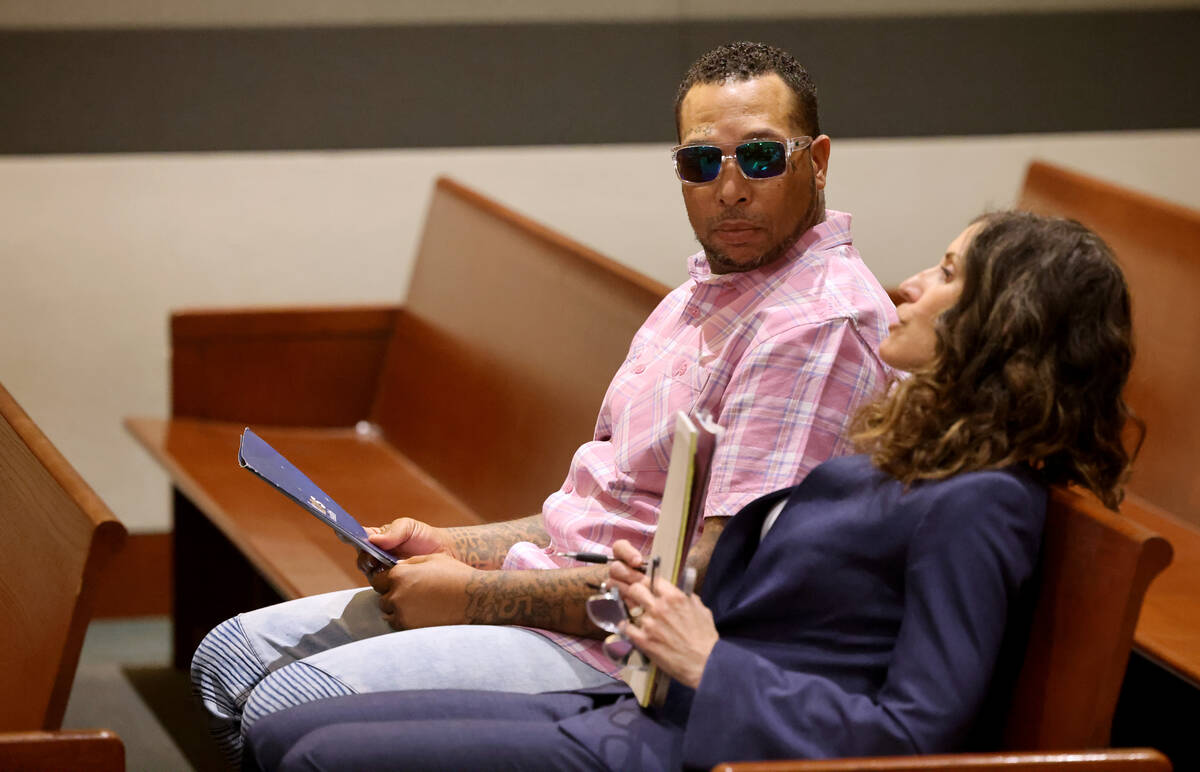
left=124, top=418, right=478, bottom=599
left=1018, top=161, right=1200, bottom=688
left=0, top=381, right=127, bottom=770
left=1120, top=501, right=1200, bottom=680
left=127, top=177, right=668, bottom=667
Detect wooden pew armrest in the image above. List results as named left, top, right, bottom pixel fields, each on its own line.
left=1116, top=493, right=1200, bottom=685
left=712, top=748, right=1172, bottom=772
left=171, top=304, right=400, bottom=426
left=0, top=729, right=125, bottom=771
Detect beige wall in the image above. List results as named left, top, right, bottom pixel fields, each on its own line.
left=2, top=128, right=1198, bottom=531
left=2, top=0, right=1197, bottom=27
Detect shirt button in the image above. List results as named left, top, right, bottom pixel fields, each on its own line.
left=563, top=483, right=574, bottom=494
left=633, top=365, right=646, bottom=374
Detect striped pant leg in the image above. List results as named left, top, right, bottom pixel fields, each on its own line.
left=190, top=616, right=271, bottom=765
left=241, top=660, right=356, bottom=743
left=191, top=620, right=360, bottom=765
left=190, top=588, right=386, bottom=766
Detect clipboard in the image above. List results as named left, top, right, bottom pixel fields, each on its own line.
left=621, top=410, right=723, bottom=707
left=237, top=427, right=398, bottom=567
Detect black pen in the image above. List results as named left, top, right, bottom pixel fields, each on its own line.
left=556, top=551, right=646, bottom=571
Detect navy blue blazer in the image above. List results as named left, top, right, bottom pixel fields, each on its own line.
left=559, top=454, right=1047, bottom=771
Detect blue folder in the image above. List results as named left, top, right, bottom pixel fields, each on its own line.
left=238, top=427, right=398, bottom=567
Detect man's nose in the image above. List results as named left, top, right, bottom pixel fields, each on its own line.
left=716, top=158, right=751, bottom=206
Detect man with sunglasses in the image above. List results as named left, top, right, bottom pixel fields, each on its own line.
left=195, top=41, right=897, bottom=766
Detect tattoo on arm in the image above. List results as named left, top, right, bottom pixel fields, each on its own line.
left=460, top=517, right=731, bottom=635
left=685, top=516, right=730, bottom=593
left=464, top=564, right=608, bottom=637
left=445, top=514, right=550, bottom=570
left=457, top=517, right=729, bottom=634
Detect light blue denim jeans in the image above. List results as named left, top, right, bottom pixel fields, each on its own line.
left=191, top=587, right=617, bottom=765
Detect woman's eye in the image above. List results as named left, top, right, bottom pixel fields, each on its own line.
left=940, top=265, right=954, bottom=282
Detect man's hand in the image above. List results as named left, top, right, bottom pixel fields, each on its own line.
left=355, top=517, right=452, bottom=579
left=364, top=547, right=606, bottom=635
left=370, top=553, right=476, bottom=630
left=356, top=513, right=552, bottom=577
left=608, top=539, right=719, bottom=690
left=368, top=517, right=452, bottom=557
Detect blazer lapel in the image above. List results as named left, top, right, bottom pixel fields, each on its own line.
left=702, top=486, right=796, bottom=619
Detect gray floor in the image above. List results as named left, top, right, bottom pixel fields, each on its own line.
left=63, top=617, right=225, bottom=772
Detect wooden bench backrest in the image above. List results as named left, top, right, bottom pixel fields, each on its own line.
left=1018, top=162, right=1200, bottom=528
left=1004, top=488, right=1171, bottom=749
left=370, top=177, right=669, bottom=521
left=0, top=382, right=126, bottom=730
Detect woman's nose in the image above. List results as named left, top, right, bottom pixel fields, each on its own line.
left=897, top=274, right=924, bottom=303
left=897, top=265, right=939, bottom=303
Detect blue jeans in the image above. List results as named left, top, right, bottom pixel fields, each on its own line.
left=190, top=587, right=617, bottom=765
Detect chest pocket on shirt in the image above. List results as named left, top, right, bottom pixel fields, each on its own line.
left=611, top=353, right=711, bottom=473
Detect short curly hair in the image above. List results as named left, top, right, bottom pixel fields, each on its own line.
left=852, top=211, right=1140, bottom=510
left=674, top=41, right=820, bottom=140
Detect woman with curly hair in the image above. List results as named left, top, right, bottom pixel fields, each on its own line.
left=245, top=211, right=1138, bottom=772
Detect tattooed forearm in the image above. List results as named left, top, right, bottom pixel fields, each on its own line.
left=464, top=565, right=608, bottom=637
left=445, top=514, right=550, bottom=569
left=685, top=516, right=729, bottom=593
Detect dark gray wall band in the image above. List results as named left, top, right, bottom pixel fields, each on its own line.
left=1, top=10, right=1197, bottom=154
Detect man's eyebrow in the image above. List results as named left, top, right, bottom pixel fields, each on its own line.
left=741, top=129, right=787, bottom=140
left=681, top=127, right=790, bottom=144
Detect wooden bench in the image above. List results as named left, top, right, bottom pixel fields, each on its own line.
left=1017, top=161, right=1200, bottom=688
left=126, top=176, right=668, bottom=667
left=0, top=380, right=127, bottom=771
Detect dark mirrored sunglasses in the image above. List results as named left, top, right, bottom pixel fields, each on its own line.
left=672, top=137, right=812, bottom=184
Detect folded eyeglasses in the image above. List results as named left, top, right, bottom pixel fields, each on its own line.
left=585, top=558, right=697, bottom=666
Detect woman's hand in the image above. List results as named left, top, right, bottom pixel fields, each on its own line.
left=608, top=540, right=719, bottom=689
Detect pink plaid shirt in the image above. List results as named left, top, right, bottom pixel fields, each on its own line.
left=502, top=211, right=897, bottom=674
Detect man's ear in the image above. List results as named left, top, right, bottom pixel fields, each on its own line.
left=810, top=135, right=831, bottom=191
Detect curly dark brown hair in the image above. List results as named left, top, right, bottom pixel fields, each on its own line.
left=852, top=211, right=1140, bottom=509
left=674, top=41, right=819, bottom=141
